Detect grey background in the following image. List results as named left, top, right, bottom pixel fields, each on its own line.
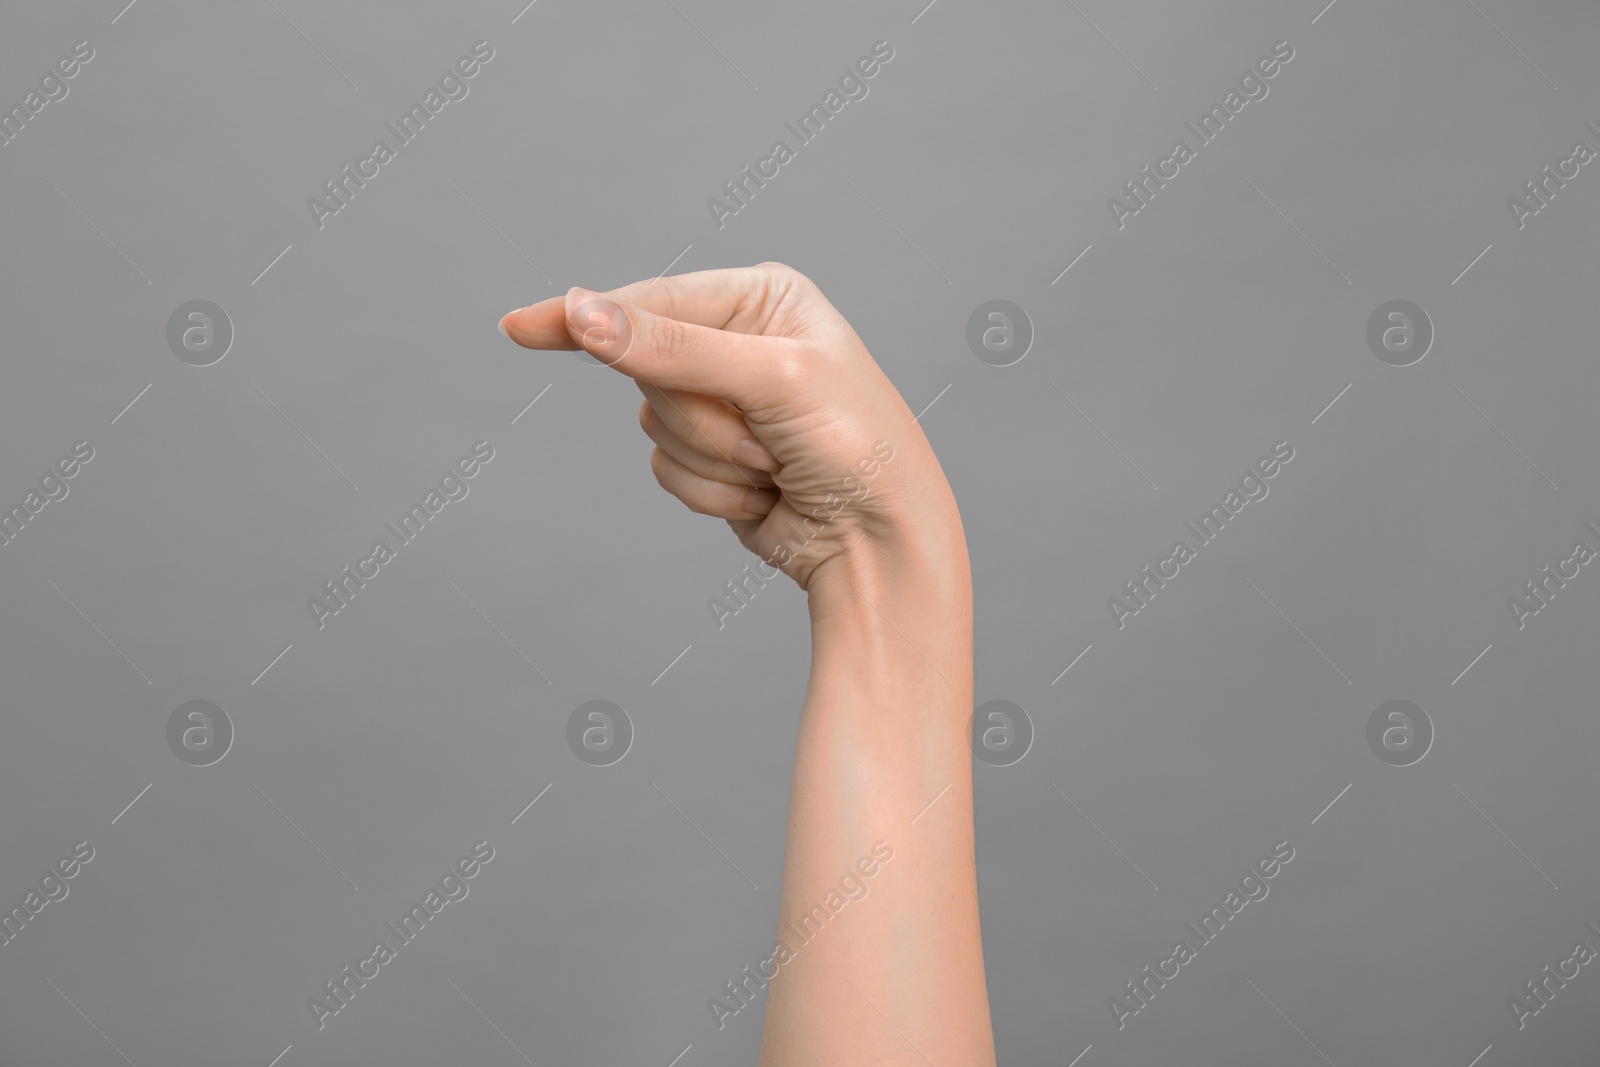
left=1, top=0, right=1596, bottom=1064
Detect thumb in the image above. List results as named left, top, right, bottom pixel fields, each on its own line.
left=564, top=287, right=791, bottom=408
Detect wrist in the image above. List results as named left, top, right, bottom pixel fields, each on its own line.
left=804, top=518, right=972, bottom=647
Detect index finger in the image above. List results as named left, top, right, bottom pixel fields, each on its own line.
left=498, top=263, right=795, bottom=348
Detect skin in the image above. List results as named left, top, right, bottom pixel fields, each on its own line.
left=501, top=262, right=996, bottom=1067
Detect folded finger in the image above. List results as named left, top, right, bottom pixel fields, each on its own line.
left=639, top=385, right=779, bottom=473
left=639, top=399, right=774, bottom=489
left=649, top=446, right=779, bottom=521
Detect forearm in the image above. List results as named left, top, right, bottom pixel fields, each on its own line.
left=758, top=520, right=996, bottom=1066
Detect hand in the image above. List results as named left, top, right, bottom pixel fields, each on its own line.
left=498, top=263, right=965, bottom=601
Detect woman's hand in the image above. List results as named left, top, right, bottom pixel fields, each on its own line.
left=498, top=263, right=965, bottom=607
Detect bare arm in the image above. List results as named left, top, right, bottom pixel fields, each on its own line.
left=499, top=263, right=996, bottom=1066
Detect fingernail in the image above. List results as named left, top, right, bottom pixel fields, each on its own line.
left=732, top=438, right=779, bottom=472
left=743, top=488, right=779, bottom=515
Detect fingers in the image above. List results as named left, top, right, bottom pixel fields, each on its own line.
left=558, top=287, right=802, bottom=408
left=649, top=446, right=779, bottom=520
left=498, top=262, right=802, bottom=346
left=639, top=398, right=775, bottom=489
left=638, top=386, right=779, bottom=473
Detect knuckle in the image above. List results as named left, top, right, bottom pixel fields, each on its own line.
left=649, top=315, right=694, bottom=361
left=648, top=445, right=671, bottom=481
left=767, top=338, right=813, bottom=388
